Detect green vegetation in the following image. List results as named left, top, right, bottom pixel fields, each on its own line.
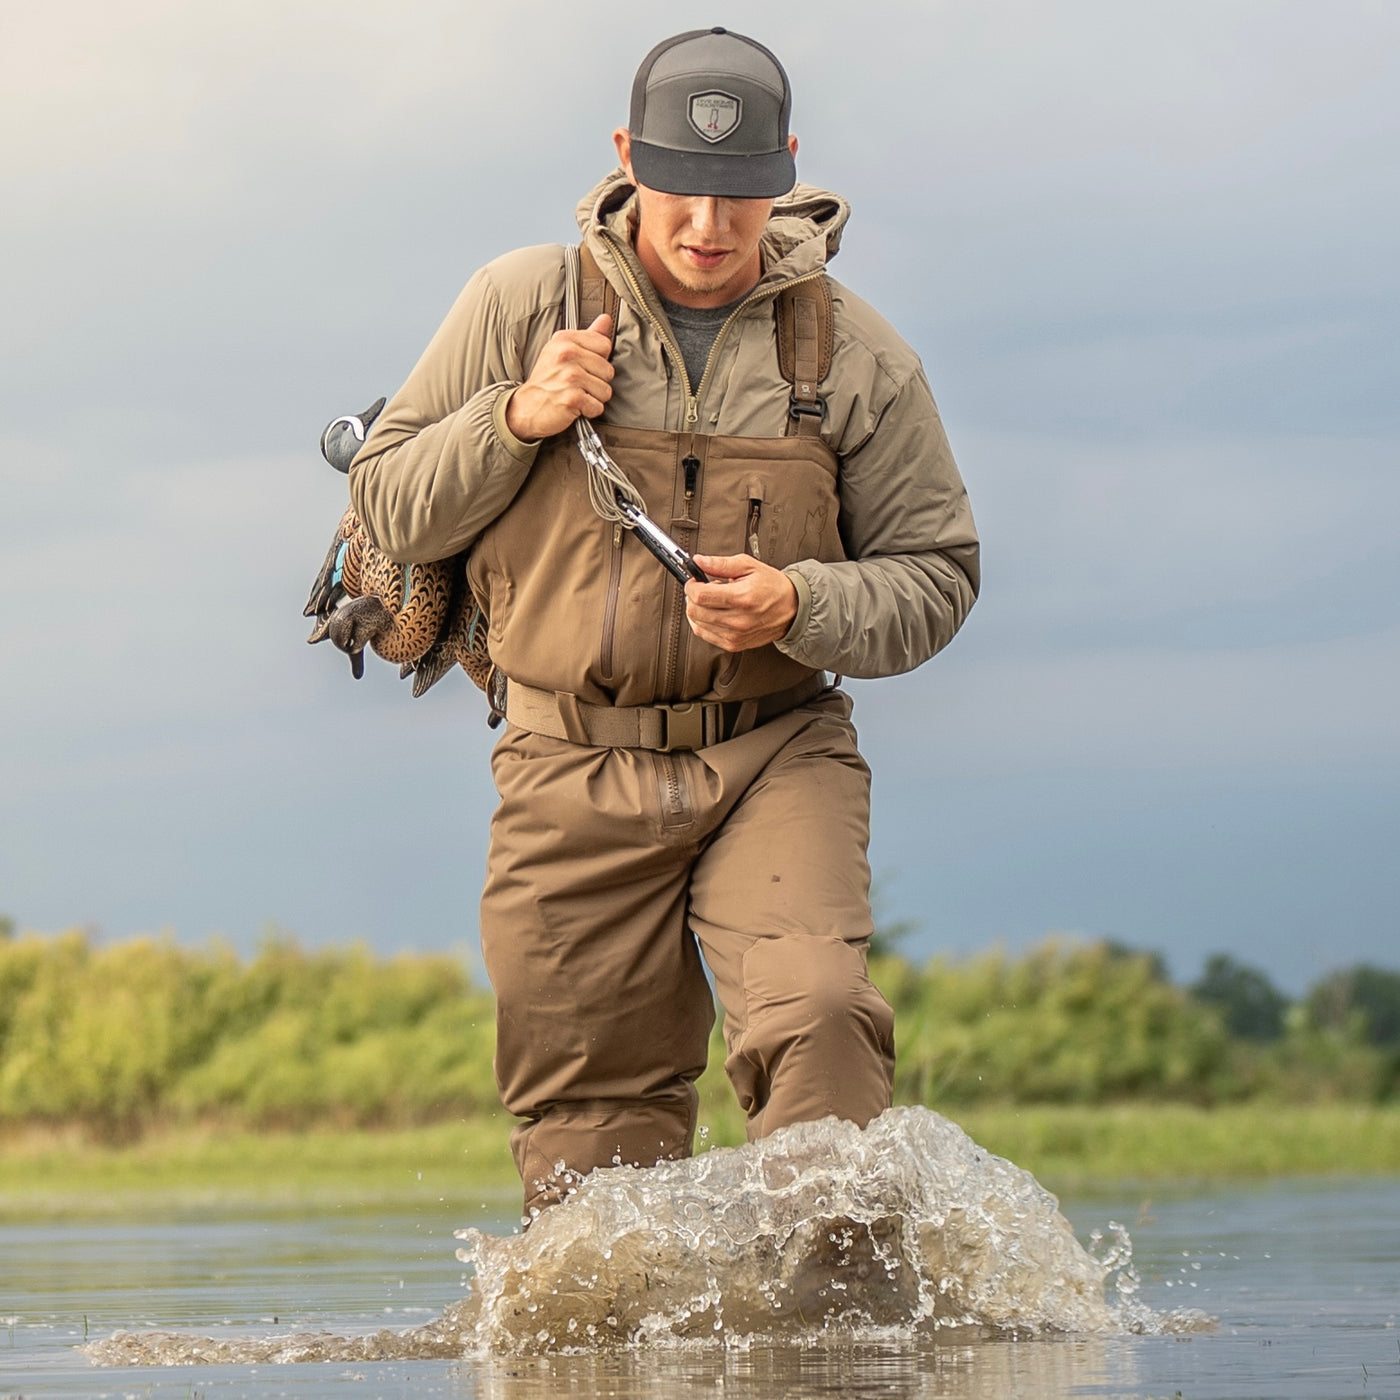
left=1191, top=953, right=1289, bottom=1040
left=954, top=1103, right=1400, bottom=1187
left=1307, top=964, right=1400, bottom=1047
left=878, top=940, right=1398, bottom=1107
left=1, top=926, right=1398, bottom=1213
left=0, top=1119, right=520, bottom=1220
left=0, top=929, right=497, bottom=1137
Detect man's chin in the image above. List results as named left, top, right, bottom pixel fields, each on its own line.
left=670, top=264, right=740, bottom=299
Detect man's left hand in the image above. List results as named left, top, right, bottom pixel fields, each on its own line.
left=684, top=554, right=798, bottom=652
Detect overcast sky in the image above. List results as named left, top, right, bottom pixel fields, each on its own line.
left=2, top=0, right=1396, bottom=992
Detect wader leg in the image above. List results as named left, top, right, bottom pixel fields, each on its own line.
left=689, top=700, right=895, bottom=1138
left=481, top=728, right=714, bottom=1215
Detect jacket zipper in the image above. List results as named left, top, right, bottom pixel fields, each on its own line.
left=598, top=229, right=825, bottom=430
left=689, top=265, right=827, bottom=425
left=599, top=230, right=697, bottom=420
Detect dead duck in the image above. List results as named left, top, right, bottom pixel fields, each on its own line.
left=303, top=399, right=492, bottom=699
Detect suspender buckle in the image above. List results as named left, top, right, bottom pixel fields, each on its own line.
left=788, top=396, right=825, bottom=421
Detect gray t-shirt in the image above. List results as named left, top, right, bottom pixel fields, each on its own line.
left=660, top=295, right=747, bottom=391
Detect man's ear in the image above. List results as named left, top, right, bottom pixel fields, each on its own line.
left=788, top=133, right=799, bottom=159
left=613, top=128, right=634, bottom=179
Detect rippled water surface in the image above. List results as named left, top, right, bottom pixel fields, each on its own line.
left=2, top=1109, right=1397, bottom=1399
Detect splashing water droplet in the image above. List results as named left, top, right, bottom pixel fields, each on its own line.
left=84, top=1108, right=1206, bottom=1366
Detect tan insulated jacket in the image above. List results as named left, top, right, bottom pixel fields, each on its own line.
left=349, top=171, right=979, bottom=681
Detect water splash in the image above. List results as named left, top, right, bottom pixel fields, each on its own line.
left=86, top=1107, right=1202, bottom=1366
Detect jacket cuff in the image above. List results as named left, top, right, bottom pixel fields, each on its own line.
left=777, top=565, right=814, bottom=653
left=492, top=385, right=543, bottom=463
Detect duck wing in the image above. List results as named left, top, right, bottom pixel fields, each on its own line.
left=409, top=558, right=476, bottom=698
left=304, top=508, right=358, bottom=633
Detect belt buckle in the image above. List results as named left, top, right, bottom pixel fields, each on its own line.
left=657, top=702, right=707, bottom=752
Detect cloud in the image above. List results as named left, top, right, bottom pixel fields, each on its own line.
left=1, top=0, right=1396, bottom=979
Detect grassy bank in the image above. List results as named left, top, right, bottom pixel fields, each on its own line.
left=0, top=1117, right=520, bottom=1220
left=4, top=1104, right=1398, bottom=1221
left=3, top=931, right=1399, bottom=1220
left=955, top=1102, right=1400, bottom=1188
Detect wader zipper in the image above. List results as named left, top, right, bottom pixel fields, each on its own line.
left=747, top=498, right=763, bottom=558
left=660, top=526, right=687, bottom=700
left=657, top=751, right=691, bottom=827
left=599, top=521, right=623, bottom=681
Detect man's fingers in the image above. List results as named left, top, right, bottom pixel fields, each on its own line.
left=572, top=388, right=609, bottom=419
left=554, top=333, right=615, bottom=377
left=692, top=553, right=751, bottom=576
left=558, top=317, right=614, bottom=364
left=571, top=367, right=614, bottom=401
left=686, top=582, right=744, bottom=610
left=505, top=311, right=618, bottom=439
left=685, top=556, right=799, bottom=653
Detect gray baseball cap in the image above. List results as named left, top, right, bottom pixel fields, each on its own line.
left=627, top=27, right=796, bottom=199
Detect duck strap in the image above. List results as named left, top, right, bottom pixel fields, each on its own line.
left=776, top=276, right=834, bottom=438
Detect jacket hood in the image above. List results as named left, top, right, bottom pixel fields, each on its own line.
left=575, top=170, right=850, bottom=294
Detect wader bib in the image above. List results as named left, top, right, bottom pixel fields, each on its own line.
left=468, top=248, right=845, bottom=725
left=471, top=248, right=895, bottom=1212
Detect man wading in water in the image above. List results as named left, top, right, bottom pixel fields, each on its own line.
left=349, top=28, right=979, bottom=1216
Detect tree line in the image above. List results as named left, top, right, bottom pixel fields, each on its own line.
left=0, top=921, right=1396, bottom=1140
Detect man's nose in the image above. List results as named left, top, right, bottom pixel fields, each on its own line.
left=689, top=197, right=725, bottom=235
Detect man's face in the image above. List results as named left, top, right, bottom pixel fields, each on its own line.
left=612, top=129, right=796, bottom=310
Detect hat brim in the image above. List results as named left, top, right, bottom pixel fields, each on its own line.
left=630, top=140, right=796, bottom=199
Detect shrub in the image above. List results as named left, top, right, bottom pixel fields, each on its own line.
left=1307, top=966, right=1400, bottom=1047
left=881, top=939, right=1232, bottom=1106
left=1190, top=953, right=1290, bottom=1041
left=0, top=930, right=494, bottom=1137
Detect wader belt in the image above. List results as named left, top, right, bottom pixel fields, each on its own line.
left=503, top=674, right=829, bottom=752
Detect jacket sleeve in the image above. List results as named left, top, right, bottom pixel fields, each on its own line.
left=348, top=255, right=560, bottom=564
left=776, top=363, right=979, bottom=679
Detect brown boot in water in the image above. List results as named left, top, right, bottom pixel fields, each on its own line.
left=770, top=1214, right=920, bottom=1326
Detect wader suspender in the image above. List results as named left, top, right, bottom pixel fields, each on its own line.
left=776, top=277, right=834, bottom=437
left=575, top=245, right=833, bottom=428
left=578, top=245, right=621, bottom=345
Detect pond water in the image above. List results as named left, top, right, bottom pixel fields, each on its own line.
left=2, top=1110, right=1397, bottom=1399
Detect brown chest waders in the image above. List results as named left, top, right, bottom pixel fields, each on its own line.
left=473, top=248, right=895, bottom=1214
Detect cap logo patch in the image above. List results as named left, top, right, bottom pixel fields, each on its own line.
left=687, top=90, right=742, bottom=143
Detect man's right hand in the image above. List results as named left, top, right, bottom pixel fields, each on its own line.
left=504, top=313, right=614, bottom=443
